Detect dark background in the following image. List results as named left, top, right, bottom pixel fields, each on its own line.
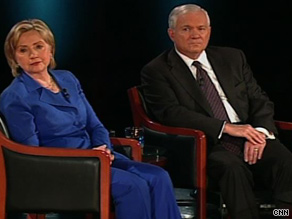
left=0, top=0, right=291, bottom=136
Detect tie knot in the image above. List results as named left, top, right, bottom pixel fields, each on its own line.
left=192, top=61, right=202, bottom=69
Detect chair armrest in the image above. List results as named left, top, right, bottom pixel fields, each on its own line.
left=0, top=132, right=111, bottom=219
left=110, top=137, right=142, bottom=161
left=274, top=120, right=292, bottom=153
left=143, top=123, right=207, bottom=219
left=128, top=86, right=207, bottom=219
left=142, top=122, right=206, bottom=185
left=275, top=120, right=292, bottom=131
left=128, top=85, right=206, bottom=188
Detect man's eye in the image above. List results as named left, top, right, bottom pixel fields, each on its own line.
left=182, top=27, right=190, bottom=31
left=199, top=27, right=207, bottom=31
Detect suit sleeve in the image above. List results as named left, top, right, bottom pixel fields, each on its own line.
left=0, top=91, right=40, bottom=146
left=141, top=48, right=278, bottom=144
left=73, top=76, right=113, bottom=149
left=238, top=50, right=277, bottom=133
left=141, top=61, right=224, bottom=144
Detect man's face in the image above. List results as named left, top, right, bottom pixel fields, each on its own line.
left=168, top=11, right=211, bottom=59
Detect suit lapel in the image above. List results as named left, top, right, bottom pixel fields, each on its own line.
left=39, top=89, right=72, bottom=107
left=20, top=71, right=74, bottom=108
left=167, top=49, right=213, bottom=116
left=206, top=48, right=244, bottom=120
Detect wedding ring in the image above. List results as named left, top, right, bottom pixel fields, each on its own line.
left=254, top=148, right=259, bottom=152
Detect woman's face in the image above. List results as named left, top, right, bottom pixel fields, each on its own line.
left=15, top=30, right=52, bottom=76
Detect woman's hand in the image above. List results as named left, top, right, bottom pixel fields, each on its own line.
left=93, top=144, right=115, bottom=165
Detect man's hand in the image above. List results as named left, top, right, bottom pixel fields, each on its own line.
left=93, top=144, right=115, bottom=165
left=244, top=140, right=266, bottom=165
left=224, top=123, right=266, bottom=145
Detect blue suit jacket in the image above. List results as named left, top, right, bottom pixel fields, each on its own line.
left=0, top=70, right=113, bottom=150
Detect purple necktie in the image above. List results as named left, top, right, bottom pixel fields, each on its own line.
left=193, top=61, right=244, bottom=155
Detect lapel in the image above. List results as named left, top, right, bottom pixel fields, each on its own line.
left=206, top=48, right=244, bottom=120
left=167, top=49, right=213, bottom=116
left=20, top=71, right=74, bottom=108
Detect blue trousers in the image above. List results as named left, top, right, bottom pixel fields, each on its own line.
left=8, top=156, right=181, bottom=219
left=111, top=157, right=181, bottom=219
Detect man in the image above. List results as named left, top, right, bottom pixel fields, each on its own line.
left=141, top=4, right=292, bottom=219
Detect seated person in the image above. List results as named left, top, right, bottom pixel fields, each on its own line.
left=140, top=3, right=292, bottom=219
left=0, top=18, right=181, bottom=219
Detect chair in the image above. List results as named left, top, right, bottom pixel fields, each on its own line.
left=274, top=120, right=292, bottom=151
left=0, top=114, right=141, bottom=219
left=128, top=86, right=292, bottom=219
left=127, top=86, right=207, bottom=219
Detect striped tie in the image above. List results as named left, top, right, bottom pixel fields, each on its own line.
left=193, top=61, right=244, bottom=155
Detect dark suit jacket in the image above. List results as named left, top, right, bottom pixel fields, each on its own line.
left=141, top=46, right=277, bottom=147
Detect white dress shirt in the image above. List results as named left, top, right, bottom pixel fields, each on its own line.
left=175, top=49, right=275, bottom=139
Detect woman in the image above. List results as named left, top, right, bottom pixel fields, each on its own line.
left=0, top=19, right=181, bottom=219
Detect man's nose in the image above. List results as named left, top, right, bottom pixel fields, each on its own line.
left=190, top=29, right=199, bottom=37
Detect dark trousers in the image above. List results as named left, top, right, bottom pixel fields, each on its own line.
left=208, top=139, right=292, bottom=219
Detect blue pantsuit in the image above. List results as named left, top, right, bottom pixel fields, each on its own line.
left=0, top=70, right=181, bottom=219
left=112, top=158, right=180, bottom=219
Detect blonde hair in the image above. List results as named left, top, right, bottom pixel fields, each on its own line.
left=4, top=19, right=56, bottom=77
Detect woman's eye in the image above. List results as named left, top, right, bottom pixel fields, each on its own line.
left=36, top=44, right=44, bottom=49
left=19, top=48, right=27, bottom=53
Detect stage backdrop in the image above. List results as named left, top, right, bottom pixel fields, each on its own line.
left=0, top=0, right=291, bottom=136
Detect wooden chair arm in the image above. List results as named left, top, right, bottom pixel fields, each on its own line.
left=110, top=137, right=142, bottom=161
left=0, top=132, right=111, bottom=219
left=275, top=120, right=292, bottom=131
left=128, top=86, right=207, bottom=219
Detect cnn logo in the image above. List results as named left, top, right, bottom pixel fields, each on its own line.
left=273, top=209, right=289, bottom=217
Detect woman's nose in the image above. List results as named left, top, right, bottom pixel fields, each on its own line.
left=29, top=49, right=37, bottom=57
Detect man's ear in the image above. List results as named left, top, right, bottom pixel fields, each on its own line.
left=168, top=28, right=175, bottom=41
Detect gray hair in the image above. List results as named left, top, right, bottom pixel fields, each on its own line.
left=168, top=4, right=210, bottom=29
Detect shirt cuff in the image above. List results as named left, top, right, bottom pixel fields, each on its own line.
left=218, top=121, right=226, bottom=139
left=255, top=127, right=275, bottom=139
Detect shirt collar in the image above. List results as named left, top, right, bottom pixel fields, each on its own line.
left=18, top=71, right=42, bottom=93
left=18, top=70, right=56, bottom=93
left=175, top=48, right=212, bottom=70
